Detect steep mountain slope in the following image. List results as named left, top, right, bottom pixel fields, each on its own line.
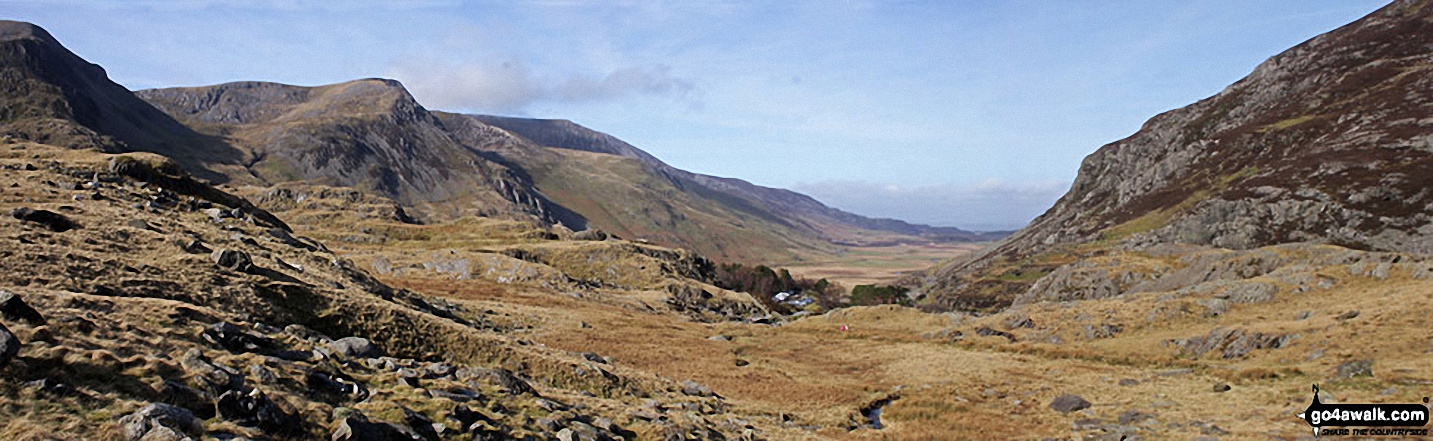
left=917, top=0, right=1433, bottom=311
left=135, top=81, right=554, bottom=223
left=137, top=79, right=998, bottom=262
left=0, top=20, right=245, bottom=182
left=471, top=115, right=1004, bottom=244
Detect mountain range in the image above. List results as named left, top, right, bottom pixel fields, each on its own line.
left=1, top=18, right=997, bottom=263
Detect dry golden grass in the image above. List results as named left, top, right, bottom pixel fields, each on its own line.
left=776, top=243, right=989, bottom=287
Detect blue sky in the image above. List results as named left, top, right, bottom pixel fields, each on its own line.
left=5, top=0, right=1388, bottom=230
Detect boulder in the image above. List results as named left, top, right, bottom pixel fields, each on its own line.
left=0, top=322, right=19, bottom=369
left=446, top=405, right=490, bottom=433
left=455, top=367, right=537, bottom=396
left=201, top=322, right=275, bottom=354
left=179, top=349, right=243, bottom=393
left=216, top=389, right=300, bottom=434
left=327, top=337, right=379, bottom=358
left=331, top=412, right=415, bottom=441
left=155, top=379, right=215, bottom=420
left=210, top=249, right=253, bottom=272
left=0, top=290, right=46, bottom=325
left=571, top=228, right=608, bottom=241
left=1049, top=394, right=1092, bottom=413
left=117, top=403, right=203, bottom=441
left=306, top=370, right=370, bottom=403
left=1336, top=359, right=1374, bottom=379
left=680, top=379, right=712, bottom=397
left=10, top=207, right=79, bottom=232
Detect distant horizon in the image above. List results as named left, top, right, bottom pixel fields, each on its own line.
left=4, top=0, right=1389, bottom=230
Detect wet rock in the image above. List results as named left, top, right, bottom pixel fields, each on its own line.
left=1336, top=359, right=1374, bottom=378
left=328, top=337, right=379, bottom=358
left=11, top=207, right=79, bottom=232
left=0, top=323, right=20, bottom=369
left=1049, top=394, right=1092, bottom=413
left=210, top=249, right=252, bottom=272
left=201, top=322, right=274, bottom=354
left=117, top=403, right=203, bottom=441
left=0, top=291, right=46, bottom=325
left=216, top=389, right=300, bottom=434
left=456, top=367, right=537, bottom=396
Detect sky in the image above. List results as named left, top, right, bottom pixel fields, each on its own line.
left=4, top=0, right=1389, bottom=230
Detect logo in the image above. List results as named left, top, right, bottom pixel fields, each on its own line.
left=1298, top=384, right=1430, bottom=437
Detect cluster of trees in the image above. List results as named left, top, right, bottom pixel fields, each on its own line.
left=711, top=263, right=845, bottom=313
left=849, top=284, right=912, bottom=307
left=711, top=264, right=915, bottom=313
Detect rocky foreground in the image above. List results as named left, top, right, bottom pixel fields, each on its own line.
left=0, top=141, right=771, bottom=440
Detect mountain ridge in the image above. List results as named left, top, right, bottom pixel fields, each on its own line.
left=915, top=0, right=1433, bottom=311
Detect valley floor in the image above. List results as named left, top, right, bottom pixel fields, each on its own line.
left=1, top=141, right=1428, bottom=440
left=773, top=243, right=987, bottom=288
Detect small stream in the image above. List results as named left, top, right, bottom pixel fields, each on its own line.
left=860, top=396, right=898, bottom=430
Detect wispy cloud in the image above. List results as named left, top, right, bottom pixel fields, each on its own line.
left=791, top=179, right=1069, bottom=231
left=388, top=58, right=699, bottom=114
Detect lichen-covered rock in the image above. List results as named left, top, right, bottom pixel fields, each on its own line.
left=117, top=403, right=203, bottom=441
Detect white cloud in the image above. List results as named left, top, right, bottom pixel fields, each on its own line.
left=791, top=179, right=1070, bottom=231
left=388, top=58, right=699, bottom=114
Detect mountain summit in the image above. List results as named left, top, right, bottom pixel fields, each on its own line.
left=918, top=0, right=1433, bottom=310
left=0, top=20, right=244, bottom=181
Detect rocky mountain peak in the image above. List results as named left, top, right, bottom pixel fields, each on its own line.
left=917, top=0, right=1433, bottom=311
left=0, top=20, right=56, bottom=43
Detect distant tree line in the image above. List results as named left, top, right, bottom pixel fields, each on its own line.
left=711, top=263, right=846, bottom=313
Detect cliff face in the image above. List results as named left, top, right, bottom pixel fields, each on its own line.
left=919, top=0, right=1433, bottom=311
left=136, top=81, right=555, bottom=223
